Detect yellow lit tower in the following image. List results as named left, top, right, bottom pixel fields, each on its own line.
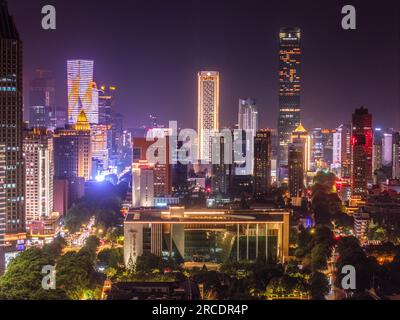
left=291, top=123, right=311, bottom=173
left=197, top=71, right=220, bottom=162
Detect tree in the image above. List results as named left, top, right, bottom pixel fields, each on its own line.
left=0, top=248, right=68, bottom=300
left=335, top=237, right=373, bottom=293
left=97, top=248, right=123, bottom=269
left=309, top=272, right=329, bottom=300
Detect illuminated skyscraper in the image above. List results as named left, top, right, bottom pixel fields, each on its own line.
left=277, top=27, right=301, bottom=171
left=67, top=60, right=98, bottom=125
left=198, top=71, right=220, bottom=162
left=91, top=124, right=109, bottom=175
left=23, top=129, right=54, bottom=222
left=98, top=85, right=116, bottom=126
left=0, top=0, right=25, bottom=236
left=0, top=144, right=5, bottom=274
left=254, top=130, right=272, bottom=195
left=54, top=110, right=92, bottom=181
left=290, top=123, right=311, bottom=174
left=288, top=142, right=304, bottom=198
left=238, top=98, right=258, bottom=175
left=351, top=107, right=373, bottom=196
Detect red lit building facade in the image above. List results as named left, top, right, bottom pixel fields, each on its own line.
left=351, top=107, right=373, bottom=196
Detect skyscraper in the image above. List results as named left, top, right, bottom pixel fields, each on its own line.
left=54, top=110, right=92, bottom=181
left=24, top=129, right=54, bottom=223
left=291, top=123, right=311, bottom=173
left=198, top=71, right=220, bottom=162
left=98, top=85, right=116, bottom=126
left=0, top=0, right=25, bottom=236
left=238, top=98, right=258, bottom=175
left=277, top=27, right=301, bottom=171
left=0, top=144, right=6, bottom=274
left=254, top=130, right=272, bottom=195
left=340, top=124, right=352, bottom=179
left=29, top=70, right=55, bottom=130
left=288, top=142, right=304, bottom=198
left=351, top=107, right=373, bottom=196
left=67, top=60, right=98, bottom=125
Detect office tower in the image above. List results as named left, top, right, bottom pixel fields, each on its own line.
left=277, top=27, right=301, bottom=170
left=341, top=124, right=352, bottom=179
left=111, top=112, right=123, bottom=156
left=238, top=98, right=258, bottom=133
left=351, top=107, right=373, bottom=196
left=29, top=70, right=55, bottom=130
left=392, top=132, right=400, bottom=179
left=132, top=130, right=172, bottom=197
left=98, top=85, right=116, bottom=125
left=288, top=142, right=304, bottom=198
left=132, top=161, right=155, bottom=207
left=91, top=124, right=109, bottom=176
left=212, top=133, right=233, bottom=195
left=372, top=128, right=383, bottom=174
left=291, top=123, right=311, bottom=173
left=23, top=129, right=54, bottom=222
left=382, top=132, right=393, bottom=167
left=254, top=130, right=272, bottom=195
left=198, top=71, right=220, bottom=162
left=332, top=127, right=342, bottom=173
left=0, top=144, right=5, bottom=274
left=322, top=130, right=333, bottom=168
left=67, top=59, right=98, bottom=124
left=238, top=98, right=258, bottom=175
left=0, top=0, right=25, bottom=236
left=54, top=109, right=92, bottom=181
left=311, top=128, right=333, bottom=170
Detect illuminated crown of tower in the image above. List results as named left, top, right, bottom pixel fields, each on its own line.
left=74, top=108, right=91, bottom=131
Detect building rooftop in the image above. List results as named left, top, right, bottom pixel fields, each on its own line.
left=125, top=207, right=289, bottom=224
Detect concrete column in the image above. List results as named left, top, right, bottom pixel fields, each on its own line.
left=256, top=224, right=259, bottom=258
left=265, top=224, right=268, bottom=260
left=236, top=224, right=240, bottom=262
left=246, top=224, right=249, bottom=260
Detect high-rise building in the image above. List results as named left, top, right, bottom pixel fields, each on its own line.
left=392, top=132, right=400, bottom=179
left=311, top=128, right=334, bottom=170
left=132, top=131, right=172, bottom=198
left=238, top=98, right=258, bottom=175
left=382, top=132, right=393, bottom=167
left=23, top=129, right=54, bottom=223
left=351, top=107, right=373, bottom=196
left=332, top=127, right=342, bottom=173
left=254, top=130, right=272, bottom=195
left=288, top=142, right=304, bottom=198
left=91, top=124, right=109, bottom=175
left=277, top=27, right=301, bottom=170
left=0, top=0, right=25, bottom=235
left=132, top=161, right=155, bottom=207
left=198, top=71, right=220, bottom=162
left=98, top=85, right=116, bottom=126
left=0, top=144, right=6, bottom=274
left=212, top=133, right=233, bottom=196
left=67, top=60, right=98, bottom=125
left=54, top=109, right=92, bottom=181
left=340, top=124, right=352, bottom=179
left=372, top=128, right=383, bottom=175
left=29, top=70, right=55, bottom=130
left=290, top=123, right=311, bottom=174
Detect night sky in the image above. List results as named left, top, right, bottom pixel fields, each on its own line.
left=8, top=0, right=400, bottom=131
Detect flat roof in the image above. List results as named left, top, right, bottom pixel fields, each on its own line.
left=125, top=208, right=289, bottom=224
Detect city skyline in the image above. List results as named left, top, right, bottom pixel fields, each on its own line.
left=6, top=0, right=400, bottom=130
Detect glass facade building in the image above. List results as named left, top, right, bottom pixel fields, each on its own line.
left=277, top=27, right=301, bottom=171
